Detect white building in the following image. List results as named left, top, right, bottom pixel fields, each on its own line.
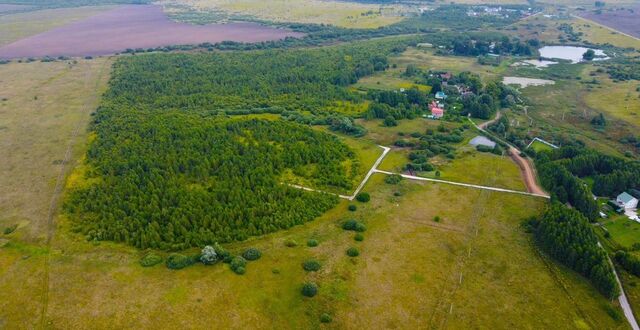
left=617, top=192, right=639, bottom=210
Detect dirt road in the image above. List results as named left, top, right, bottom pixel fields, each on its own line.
left=470, top=113, right=548, bottom=196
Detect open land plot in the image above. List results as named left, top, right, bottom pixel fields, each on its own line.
left=603, top=216, right=640, bottom=249
left=0, top=154, right=628, bottom=328
left=571, top=18, right=640, bottom=50
left=530, top=139, right=554, bottom=152
left=579, top=6, right=640, bottom=39
left=393, top=47, right=507, bottom=82
left=0, top=58, right=113, bottom=241
left=583, top=77, right=640, bottom=128
left=0, top=4, right=302, bottom=59
left=0, top=5, right=114, bottom=47
left=160, top=0, right=403, bottom=28
left=354, top=71, right=432, bottom=92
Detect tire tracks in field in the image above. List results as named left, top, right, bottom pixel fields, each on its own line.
left=426, top=171, right=497, bottom=329
left=38, top=58, right=110, bottom=329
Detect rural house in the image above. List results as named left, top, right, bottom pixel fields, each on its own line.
left=429, top=101, right=444, bottom=119
left=617, top=192, right=639, bottom=210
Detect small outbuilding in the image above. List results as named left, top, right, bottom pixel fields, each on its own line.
left=435, top=91, right=448, bottom=100
left=617, top=192, right=639, bottom=210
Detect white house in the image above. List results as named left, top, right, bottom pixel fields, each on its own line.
left=617, top=192, right=638, bottom=210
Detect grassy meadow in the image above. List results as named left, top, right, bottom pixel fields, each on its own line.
left=0, top=58, right=113, bottom=241
left=161, top=0, right=402, bottom=28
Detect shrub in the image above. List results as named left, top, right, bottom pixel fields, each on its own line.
left=342, top=219, right=357, bottom=230
left=303, top=259, right=322, bottom=272
left=307, top=239, right=319, bottom=247
left=242, top=248, right=262, bottom=261
left=354, top=222, right=367, bottom=232
left=348, top=204, right=357, bottom=212
left=346, top=247, right=360, bottom=257
left=354, top=233, right=364, bottom=241
left=200, top=245, right=218, bottom=265
left=139, top=253, right=163, bottom=267
left=3, top=224, right=18, bottom=235
left=433, top=216, right=441, bottom=223
left=356, top=192, right=370, bottom=203
left=384, top=174, right=403, bottom=185
left=230, top=256, right=247, bottom=274
left=320, top=313, right=332, bottom=323
left=284, top=239, right=298, bottom=247
left=213, top=243, right=232, bottom=263
left=301, top=282, right=318, bottom=297
left=166, top=253, right=191, bottom=270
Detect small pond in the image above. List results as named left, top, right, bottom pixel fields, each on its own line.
left=538, top=46, right=608, bottom=64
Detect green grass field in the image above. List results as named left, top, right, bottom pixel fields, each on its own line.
left=163, top=0, right=402, bottom=28
left=530, top=139, right=555, bottom=153
left=603, top=216, right=640, bottom=249
left=0, top=6, right=114, bottom=47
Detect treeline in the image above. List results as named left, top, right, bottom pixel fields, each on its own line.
left=108, top=37, right=416, bottom=114
left=448, top=35, right=536, bottom=57
left=530, top=203, right=619, bottom=299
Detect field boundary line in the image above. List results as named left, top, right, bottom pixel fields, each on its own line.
left=38, top=58, right=111, bottom=328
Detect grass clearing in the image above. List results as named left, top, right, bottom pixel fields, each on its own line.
left=161, top=0, right=402, bottom=28
left=0, top=58, right=113, bottom=241
left=530, top=139, right=554, bottom=153
left=0, top=6, right=114, bottom=47
left=603, top=216, right=640, bottom=249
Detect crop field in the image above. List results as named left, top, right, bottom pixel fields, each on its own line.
left=0, top=58, right=113, bottom=241
left=0, top=5, right=114, bottom=47
left=160, top=0, right=403, bottom=28
left=0, top=5, right=301, bottom=59
left=579, top=6, right=640, bottom=39
left=571, top=18, right=640, bottom=50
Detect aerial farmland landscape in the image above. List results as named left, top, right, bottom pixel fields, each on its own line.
left=1, top=0, right=640, bottom=329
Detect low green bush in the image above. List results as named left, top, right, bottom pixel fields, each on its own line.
left=302, top=259, right=321, bottom=272
left=342, top=219, right=366, bottom=232
left=3, top=224, right=18, bottom=235
left=356, top=192, right=370, bottom=203
left=307, top=239, right=319, bottom=247
left=139, top=253, right=163, bottom=267
left=348, top=204, right=357, bottom=212
left=384, top=174, right=403, bottom=185
left=302, top=282, right=318, bottom=297
left=166, top=253, right=191, bottom=270
left=242, top=248, right=262, bottom=261
left=284, top=239, right=298, bottom=247
left=230, top=256, right=247, bottom=275
left=354, top=233, right=364, bottom=241
left=346, top=247, right=360, bottom=257
left=320, top=313, right=332, bottom=323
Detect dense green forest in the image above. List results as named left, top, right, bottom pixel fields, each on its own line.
left=530, top=203, right=619, bottom=299
left=536, top=146, right=640, bottom=221
left=65, top=39, right=425, bottom=250
left=109, top=37, right=415, bottom=114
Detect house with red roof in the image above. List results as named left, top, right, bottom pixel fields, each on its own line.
left=429, top=101, right=444, bottom=119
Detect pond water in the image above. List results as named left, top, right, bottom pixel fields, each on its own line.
left=469, top=136, right=496, bottom=148
left=503, top=76, right=555, bottom=88
left=538, top=46, right=608, bottom=64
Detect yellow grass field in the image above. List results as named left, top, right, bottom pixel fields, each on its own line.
left=0, top=6, right=114, bottom=47
left=0, top=58, right=113, bottom=241
left=162, top=0, right=402, bottom=28
left=572, top=17, right=640, bottom=50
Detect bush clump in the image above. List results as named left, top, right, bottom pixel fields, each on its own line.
left=302, top=259, right=322, bottom=272
left=242, top=247, right=262, bottom=261
left=3, top=224, right=18, bottom=235
left=384, top=174, right=403, bottom=185
left=166, top=253, right=191, bottom=270
left=348, top=204, right=357, bottom=212
left=284, top=239, right=298, bottom=247
left=307, top=239, right=319, bottom=247
left=346, top=247, right=360, bottom=257
left=230, top=256, right=247, bottom=275
left=342, top=219, right=366, bottom=232
left=139, top=253, right=163, bottom=267
left=301, top=282, right=318, bottom=297
left=356, top=192, right=370, bottom=203
left=354, top=233, right=364, bottom=241
left=320, top=313, right=332, bottom=323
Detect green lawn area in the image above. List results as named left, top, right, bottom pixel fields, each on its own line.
left=530, top=139, right=554, bottom=153
left=354, top=73, right=431, bottom=92
left=603, top=216, right=640, bottom=249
